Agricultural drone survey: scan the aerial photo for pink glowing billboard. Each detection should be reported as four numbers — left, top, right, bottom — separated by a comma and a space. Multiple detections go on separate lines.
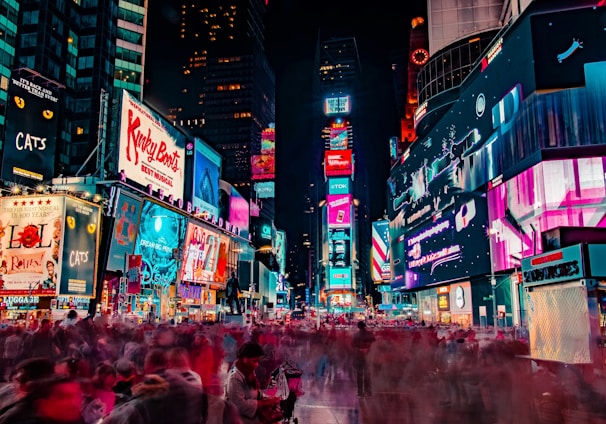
325, 150, 353, 177
488, 157, 606, 272
326, 194, 352, 227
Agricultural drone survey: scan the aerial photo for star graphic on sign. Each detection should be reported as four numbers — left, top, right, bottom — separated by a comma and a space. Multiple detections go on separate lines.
46, 199, 51, 205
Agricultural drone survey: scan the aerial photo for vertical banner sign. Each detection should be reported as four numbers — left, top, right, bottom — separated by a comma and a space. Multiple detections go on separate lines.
59, 197, 100, 297
106, 190, 142, 272
126, 254, 142, 294
0, 196, 64, 296
372, 220, 391, 282
1, 70, 60, 183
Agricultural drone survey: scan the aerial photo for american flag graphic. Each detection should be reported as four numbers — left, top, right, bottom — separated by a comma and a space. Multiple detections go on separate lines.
372, 220, 390, 282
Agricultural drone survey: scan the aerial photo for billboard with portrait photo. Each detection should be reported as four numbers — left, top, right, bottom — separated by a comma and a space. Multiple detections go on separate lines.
181, 221, 221, 284
0, 195, 64, 296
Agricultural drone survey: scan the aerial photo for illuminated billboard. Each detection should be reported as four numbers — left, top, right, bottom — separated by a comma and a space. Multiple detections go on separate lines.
181, 221, 221, 284
1, 69, 60, 183
325, 150, 353, 177
59, 197, 100, 297
251, 127, 275, 180
328, 177, 349, 195
254, 181, 275, 199
329, 127, 348, 150
488, 157, 606, 273
326, 194, 352, 227
106, 189, 142, 272
328, 267, 352, 290
134, 201, 187, 292
324, 96, 351, 116
192, 138, 221, 220
0, 195, 64, 296
275, 229, 286, 276
371, 220, 391, 282
118, 90, 186, 202
328, 228, 350, 268
218, 180, 250, 239
394, 195, 490, 290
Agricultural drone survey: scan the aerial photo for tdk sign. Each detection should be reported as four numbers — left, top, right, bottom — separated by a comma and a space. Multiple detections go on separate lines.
328, 177, 350, 194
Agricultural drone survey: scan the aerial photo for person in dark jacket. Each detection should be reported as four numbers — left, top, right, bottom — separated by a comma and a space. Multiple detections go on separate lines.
351, 320, 376, 397
0, 375, 85, 424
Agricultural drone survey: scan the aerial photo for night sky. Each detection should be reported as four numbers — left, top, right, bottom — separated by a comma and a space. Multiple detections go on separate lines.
266, 0, 418, 244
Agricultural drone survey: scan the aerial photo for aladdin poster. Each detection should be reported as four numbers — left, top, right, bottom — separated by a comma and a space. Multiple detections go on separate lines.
0, 195, 64, 296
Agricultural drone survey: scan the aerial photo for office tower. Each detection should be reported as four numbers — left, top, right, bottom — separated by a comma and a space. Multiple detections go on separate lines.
0, 1, 19, 145
312, 35, 374, 310
114, 0, 147, 101
145, 0, 276, 205
1, 0, 125, 179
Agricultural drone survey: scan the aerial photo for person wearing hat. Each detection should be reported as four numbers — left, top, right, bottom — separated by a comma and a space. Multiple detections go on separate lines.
224, 342, 281, 424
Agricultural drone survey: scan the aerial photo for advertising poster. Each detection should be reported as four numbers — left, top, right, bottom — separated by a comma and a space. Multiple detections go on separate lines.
118, 90, 186, 201
214, 236, 230, 283
275, 229, 286, 276
218, 180, 250, 239
371, 220, 391, 282
106, 189, 142, 272
251, 127, 276, 181
134, 202, 186, 292
0, 195, 64, 296
59, 197, 100, 297
181, 222, 221, 284
328, 267, 352, 290
325, 150, 353, 177
126, 254, 142, 294
488, 157, 606, 273
328, 228, 351, 268
326, 194, 352, 227
1, 70, 60, 183
329, 127, 348, 150
193, 138, 221, 219
328, 177, 349, 195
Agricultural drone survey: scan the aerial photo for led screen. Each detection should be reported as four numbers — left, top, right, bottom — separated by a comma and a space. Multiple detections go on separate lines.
393, 195, 491, 290
193, 138, 221, 219
488, 157, 606, 272
275, 230, 286, 276
324, 96, 351, 116
328, 267, 352, 290
532, 6, 606, 90
254, 181, 275, 199
328, 228, 351, 268
218, 180, 249, 239
118, 90, 186, 201
181, 221, 221, 284
134, 202, 186, 292
328, 177, 350, 195
326, 194, 352, 227
1, 70, 60, 183
329, 127, 348, 150
325, 150, 353, 177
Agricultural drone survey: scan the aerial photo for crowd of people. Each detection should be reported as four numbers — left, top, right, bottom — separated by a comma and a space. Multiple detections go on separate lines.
0, 310, 603, 423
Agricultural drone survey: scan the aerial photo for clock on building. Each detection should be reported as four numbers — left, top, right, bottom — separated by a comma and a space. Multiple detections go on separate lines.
411, 48, 429, 66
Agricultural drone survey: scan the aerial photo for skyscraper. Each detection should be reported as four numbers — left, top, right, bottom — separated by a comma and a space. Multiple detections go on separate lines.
312, 35, 374, 310
144, 0, 275, 203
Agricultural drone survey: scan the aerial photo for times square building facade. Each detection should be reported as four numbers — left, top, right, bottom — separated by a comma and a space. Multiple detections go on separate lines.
388, 1, 606, 328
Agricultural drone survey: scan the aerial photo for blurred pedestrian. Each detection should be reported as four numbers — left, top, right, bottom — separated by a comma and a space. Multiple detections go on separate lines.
0, 357, 55, 413
0, 375, 85, 424
224, 342, 281, 424
351, 320, 376, 397
168, 347, 202, 388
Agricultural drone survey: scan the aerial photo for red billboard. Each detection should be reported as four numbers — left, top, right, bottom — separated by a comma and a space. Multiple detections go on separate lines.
324, 150, 353, 177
